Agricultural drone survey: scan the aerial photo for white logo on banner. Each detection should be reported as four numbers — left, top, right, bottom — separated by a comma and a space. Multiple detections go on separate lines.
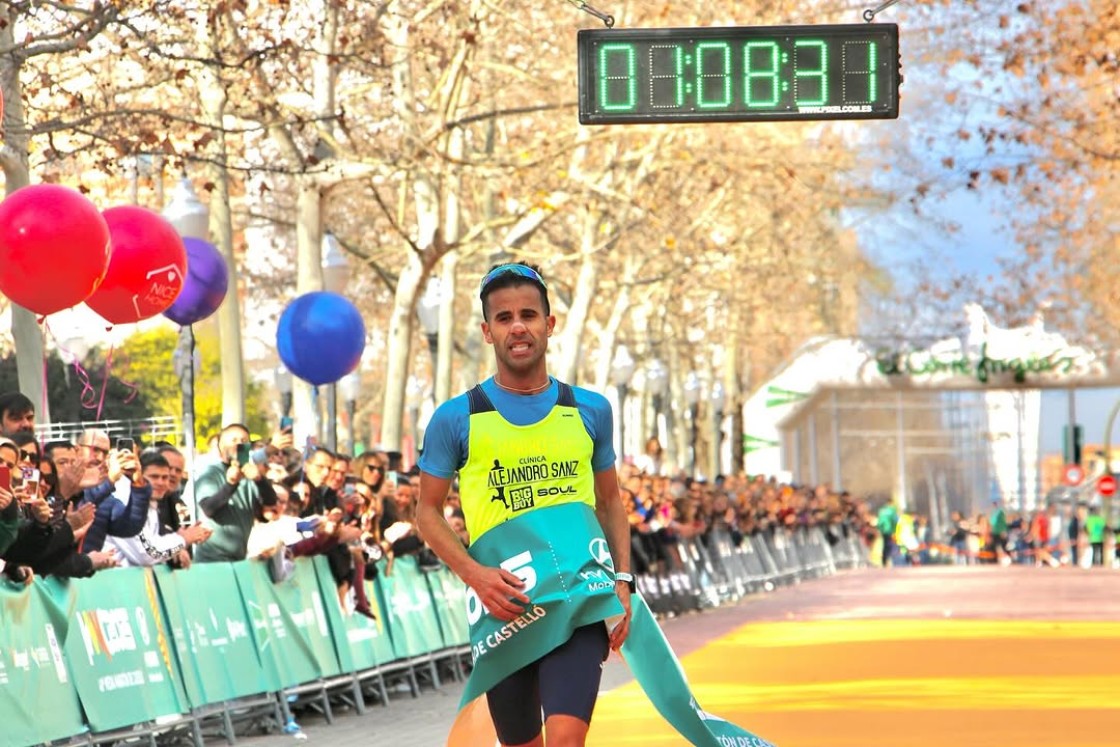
588, 538, 614, 571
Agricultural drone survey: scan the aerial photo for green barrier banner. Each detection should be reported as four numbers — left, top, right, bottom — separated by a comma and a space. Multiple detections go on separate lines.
311, 556, 394, 673
459, 502, 623, 705
376, 554, 445, 660
365, 563, 400, 666
155, 563, 269, 707
233, 557, 339, 689
425, 565, 470, 647
0, 580, 86, 746
621, 594, 778, 747
61, 567, 186, 732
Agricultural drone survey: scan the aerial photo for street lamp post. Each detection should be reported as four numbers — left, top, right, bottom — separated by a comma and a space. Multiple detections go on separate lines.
417, 278, 441, 366
611, 345, 636, 464
339, 371, 362, 457
406, 375, 426, 467
321, 232, 351, 452
163, 175, 209, 518
710, 380, 726, 479
646, 358, 668, 442
276, 366, 294, 419
684, 371, 702, 478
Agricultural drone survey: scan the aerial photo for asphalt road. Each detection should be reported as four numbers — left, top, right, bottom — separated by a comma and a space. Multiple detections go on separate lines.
227, 565, 1120, 747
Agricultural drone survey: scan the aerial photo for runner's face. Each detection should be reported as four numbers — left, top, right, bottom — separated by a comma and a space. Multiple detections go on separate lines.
481, 285, 554, 378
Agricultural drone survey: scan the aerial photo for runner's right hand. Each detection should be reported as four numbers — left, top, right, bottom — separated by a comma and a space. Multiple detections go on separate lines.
469, 565, 530, 622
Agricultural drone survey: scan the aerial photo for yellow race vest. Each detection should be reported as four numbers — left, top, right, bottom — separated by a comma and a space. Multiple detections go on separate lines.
459, 382, 596, 543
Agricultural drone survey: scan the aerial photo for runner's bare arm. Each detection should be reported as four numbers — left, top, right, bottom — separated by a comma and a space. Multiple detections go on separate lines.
417, 471, 529, 621
594, 465, 633, 649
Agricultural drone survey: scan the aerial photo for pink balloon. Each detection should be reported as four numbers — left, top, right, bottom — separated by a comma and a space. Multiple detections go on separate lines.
85, 206, 187, 325
0, 184, 111, 315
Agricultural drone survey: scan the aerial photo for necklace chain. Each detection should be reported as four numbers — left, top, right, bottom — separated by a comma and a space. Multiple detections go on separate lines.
494, 373, 551, 394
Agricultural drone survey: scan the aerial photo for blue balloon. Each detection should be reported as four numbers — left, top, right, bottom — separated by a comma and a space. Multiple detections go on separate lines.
163, 237, 228, 326
277, 292, 366, 386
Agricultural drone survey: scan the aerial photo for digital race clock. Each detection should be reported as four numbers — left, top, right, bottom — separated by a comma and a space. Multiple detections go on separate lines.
577, 24, 900, 125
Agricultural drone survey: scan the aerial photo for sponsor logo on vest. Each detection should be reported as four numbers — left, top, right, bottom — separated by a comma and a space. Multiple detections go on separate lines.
487, 457, 583, 513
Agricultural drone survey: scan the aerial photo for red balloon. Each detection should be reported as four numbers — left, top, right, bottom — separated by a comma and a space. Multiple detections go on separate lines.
0, 184, 111, 316
85, 206, 187, 325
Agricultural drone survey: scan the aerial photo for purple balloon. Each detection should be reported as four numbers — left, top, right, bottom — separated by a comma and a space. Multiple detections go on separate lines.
163, 237, 228, 326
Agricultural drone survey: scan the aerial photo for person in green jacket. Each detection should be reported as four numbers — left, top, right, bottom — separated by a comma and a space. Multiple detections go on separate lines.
1084, 506, 1106, 567
877, 500, 899, 567
989, 500, 1009, 565
193, 423, 280, 564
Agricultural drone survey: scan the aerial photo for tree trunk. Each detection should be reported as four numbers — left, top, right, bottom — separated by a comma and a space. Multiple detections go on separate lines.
553, 214, 601, 384
436, 126, 464, 405
197, 12, 246, 425
1, 16, 49, 423
292, 176, 323, 445
436, 252, 458, 404
380, 256, 424, 453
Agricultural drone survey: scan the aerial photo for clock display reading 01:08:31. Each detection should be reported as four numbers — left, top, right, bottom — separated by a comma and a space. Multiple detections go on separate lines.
577, 24, 900, 124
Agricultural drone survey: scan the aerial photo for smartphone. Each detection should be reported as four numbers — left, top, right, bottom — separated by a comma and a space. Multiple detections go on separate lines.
236, 443, 251, 467
116, 437, 135, 452
0, 465, 10, 490
20, 466, 40, 496
280, 416, 294, 432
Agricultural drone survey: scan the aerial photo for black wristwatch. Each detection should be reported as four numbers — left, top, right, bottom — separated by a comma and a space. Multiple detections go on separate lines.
614, 571, 636, 593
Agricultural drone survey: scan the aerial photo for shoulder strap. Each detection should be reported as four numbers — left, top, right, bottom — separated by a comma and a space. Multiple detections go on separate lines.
470, 381, 578, 414
557, 381, 577, 408
467, 384, 496, 415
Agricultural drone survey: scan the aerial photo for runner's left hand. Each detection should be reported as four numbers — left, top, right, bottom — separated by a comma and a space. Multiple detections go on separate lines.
608, 584, 632, 651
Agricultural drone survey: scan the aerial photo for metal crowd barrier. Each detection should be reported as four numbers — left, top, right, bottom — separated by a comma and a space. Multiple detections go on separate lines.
3, 523, 867, 747
1, 555, 471, 747
632, 522, 869, 617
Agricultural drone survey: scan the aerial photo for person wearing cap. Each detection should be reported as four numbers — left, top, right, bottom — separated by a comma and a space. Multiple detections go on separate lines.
417, 261, 632, 747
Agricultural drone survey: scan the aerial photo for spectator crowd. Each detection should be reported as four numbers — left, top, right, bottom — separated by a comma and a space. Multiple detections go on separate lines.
876, 495, 1120, 569
0, 388, 879, 603
22, 385, 1112, 614
0, 390, 461, 621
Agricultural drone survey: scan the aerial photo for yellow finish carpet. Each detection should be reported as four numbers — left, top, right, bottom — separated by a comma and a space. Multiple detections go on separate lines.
588, 619, 1120, 746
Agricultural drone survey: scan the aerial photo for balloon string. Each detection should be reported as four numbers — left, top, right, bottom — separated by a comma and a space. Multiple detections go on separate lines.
95, 344, 115, 421
112, 346, 140, 405
39, 321, 49, 425
76, 362, 99, 410
42, 321, 99, 410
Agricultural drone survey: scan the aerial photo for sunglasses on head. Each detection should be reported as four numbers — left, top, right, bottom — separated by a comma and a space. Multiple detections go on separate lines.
479, 264, 547, 295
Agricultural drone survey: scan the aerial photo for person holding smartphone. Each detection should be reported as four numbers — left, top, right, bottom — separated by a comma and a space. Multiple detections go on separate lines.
0, 436, 116, 579
74, 429, 152, 554
104, 452, 211, 568
193, 424, 280, 563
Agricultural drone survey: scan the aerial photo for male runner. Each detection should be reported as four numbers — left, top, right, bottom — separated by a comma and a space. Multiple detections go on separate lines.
417, 262, 633, 747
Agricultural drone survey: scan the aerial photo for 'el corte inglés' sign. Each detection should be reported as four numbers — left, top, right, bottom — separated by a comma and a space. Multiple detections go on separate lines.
876, 342, 1077, 384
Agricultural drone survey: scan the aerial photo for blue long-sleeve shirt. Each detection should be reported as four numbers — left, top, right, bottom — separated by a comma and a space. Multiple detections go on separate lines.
80, 479, 152, 552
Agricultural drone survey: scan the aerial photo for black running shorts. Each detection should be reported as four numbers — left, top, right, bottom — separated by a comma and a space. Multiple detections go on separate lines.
485, 622, 610, 745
